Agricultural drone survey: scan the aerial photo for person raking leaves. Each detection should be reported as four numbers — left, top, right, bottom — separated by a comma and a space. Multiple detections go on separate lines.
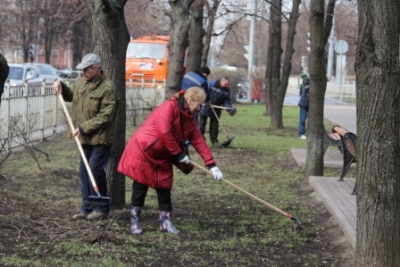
118, 87, 223, 235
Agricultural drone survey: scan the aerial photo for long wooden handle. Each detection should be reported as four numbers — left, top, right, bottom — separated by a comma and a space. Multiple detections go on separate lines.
211, 105, 230, 110
58, 94, 100, 193
209, 104, 230, 138
190, 161, 289, 217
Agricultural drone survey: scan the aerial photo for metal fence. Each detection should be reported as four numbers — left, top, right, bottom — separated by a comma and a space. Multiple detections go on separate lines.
0, 80, 165, 153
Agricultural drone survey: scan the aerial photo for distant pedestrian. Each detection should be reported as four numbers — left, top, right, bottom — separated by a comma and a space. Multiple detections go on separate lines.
298, 73, 309, 139
52, 53, 118, 220
251, 75, 263, 103
199, 77, 237, 146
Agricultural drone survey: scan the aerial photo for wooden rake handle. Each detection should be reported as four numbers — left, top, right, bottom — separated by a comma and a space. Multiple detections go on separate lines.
190, 161, 289, 217
209, 103, 230, 138
58, 94, 101, 195
211, 105, 231, 110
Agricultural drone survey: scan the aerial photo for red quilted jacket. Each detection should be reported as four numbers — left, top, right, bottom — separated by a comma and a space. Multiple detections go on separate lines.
118, 98, 215, 190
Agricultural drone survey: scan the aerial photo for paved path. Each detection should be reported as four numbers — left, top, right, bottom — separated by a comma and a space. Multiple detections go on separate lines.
324, 105, 357, 134
309, 176, 356, 248
291, 148, 356, 169
286, 90, 357, 249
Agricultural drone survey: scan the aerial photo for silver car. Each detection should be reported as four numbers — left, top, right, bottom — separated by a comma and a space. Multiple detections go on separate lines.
7, 63, 43, 86
7, 63, 63, 86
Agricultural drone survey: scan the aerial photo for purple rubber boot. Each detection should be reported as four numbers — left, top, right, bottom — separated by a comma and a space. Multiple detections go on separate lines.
130, 207, 142, 234
159, 211, 180, 235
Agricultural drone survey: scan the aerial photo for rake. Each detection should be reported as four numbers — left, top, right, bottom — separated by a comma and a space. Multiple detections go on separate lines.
190, 160, 303, 230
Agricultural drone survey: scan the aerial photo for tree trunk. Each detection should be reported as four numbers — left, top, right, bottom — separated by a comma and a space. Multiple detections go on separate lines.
304, 0, 327, 179
270, 0, 301, 128
264, 25, 273, 116
44, 18, 52, 64
201, 0, 220, 66
165, 0, 194, 98
265, 0, 282, 122
84, 0, 130, 209
323, 0, 336, 46
186, 0, 204, 72
0, 53, 9, 105
355, 1, 400, 266
72, 20, 89, 68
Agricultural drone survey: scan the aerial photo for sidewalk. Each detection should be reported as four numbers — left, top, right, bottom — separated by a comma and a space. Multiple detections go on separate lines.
286, 91, 357, 249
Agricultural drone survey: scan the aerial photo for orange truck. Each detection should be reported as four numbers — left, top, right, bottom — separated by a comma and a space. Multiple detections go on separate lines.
125, 35, 170, 87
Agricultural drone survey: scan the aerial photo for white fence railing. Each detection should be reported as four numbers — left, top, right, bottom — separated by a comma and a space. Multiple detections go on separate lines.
0, 80, 165, 153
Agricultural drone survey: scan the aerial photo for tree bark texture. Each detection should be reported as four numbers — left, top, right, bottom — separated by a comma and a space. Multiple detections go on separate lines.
187, 0, 205, 72
265, 0, 282, 122
166, 0, 194, 97
323, 0, 336, 46
264, 23, 273, 116
0, 53, 9, 105
201, 0, 220, 67
355, 1, 400, 266
270, 0, 301, 129
73, 19, 91, 67
304, 0, 326, 179
84, 0, 130, 209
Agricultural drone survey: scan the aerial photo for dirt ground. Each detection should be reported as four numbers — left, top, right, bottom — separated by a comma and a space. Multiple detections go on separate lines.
0, 130, 355, 267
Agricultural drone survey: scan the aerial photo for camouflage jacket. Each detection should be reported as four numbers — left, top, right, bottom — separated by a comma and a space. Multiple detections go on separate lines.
60, 74, 118, 145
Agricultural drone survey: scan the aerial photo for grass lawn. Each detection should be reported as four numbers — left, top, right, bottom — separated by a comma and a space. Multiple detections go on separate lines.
0, 104, 354, 267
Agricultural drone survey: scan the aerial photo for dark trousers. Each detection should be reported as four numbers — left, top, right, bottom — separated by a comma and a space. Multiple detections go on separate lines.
79, 144, 112, 214
131, 182, 172, 212
199, 114, 219, 144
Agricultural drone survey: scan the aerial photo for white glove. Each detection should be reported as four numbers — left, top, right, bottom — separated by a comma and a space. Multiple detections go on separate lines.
210, 166, 223, 181
179, 155, 190, 164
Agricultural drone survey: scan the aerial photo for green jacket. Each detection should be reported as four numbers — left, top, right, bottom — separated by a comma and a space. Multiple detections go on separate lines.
61, 74, 118, 145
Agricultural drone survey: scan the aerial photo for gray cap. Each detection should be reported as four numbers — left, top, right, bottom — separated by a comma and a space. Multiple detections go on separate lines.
76, 53, 102, 70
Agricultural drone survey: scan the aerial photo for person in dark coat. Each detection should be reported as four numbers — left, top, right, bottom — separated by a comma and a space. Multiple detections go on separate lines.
199, 77, 237, 146
181, 66, 211, 125
298, 74, 310, 139
118, 87, 223, 235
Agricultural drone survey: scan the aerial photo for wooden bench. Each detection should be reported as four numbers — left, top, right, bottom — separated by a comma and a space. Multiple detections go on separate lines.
332, 125, 357, 195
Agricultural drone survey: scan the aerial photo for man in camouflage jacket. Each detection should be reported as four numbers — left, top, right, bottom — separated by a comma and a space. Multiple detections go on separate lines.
52, 53, 118, 220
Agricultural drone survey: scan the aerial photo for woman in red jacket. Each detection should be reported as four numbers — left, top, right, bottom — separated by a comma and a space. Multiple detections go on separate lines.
118, 87, 223, 235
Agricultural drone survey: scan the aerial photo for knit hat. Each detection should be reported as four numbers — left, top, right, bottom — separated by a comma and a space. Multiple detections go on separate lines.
199, 66, 211, 75
300, 72, 308, 79
76, 53, 102, 69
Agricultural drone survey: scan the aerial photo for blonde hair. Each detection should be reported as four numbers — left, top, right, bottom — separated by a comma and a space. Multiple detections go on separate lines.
173, 87, 206, 102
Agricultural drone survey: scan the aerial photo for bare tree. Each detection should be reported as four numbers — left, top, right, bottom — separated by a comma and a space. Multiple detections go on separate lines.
124, 0, 169, 38
12, 114, 50, 170
165, 0, 195, 96
83, 0, 130, 209
187, 0, 205, 72
304, 0, 335, 179
6, 0, 38, 62
355, 0, 400, 265
201, 0, 221, 66
264, 0, 282, 117
0, 119, 13, 179
266, 0, 301, 128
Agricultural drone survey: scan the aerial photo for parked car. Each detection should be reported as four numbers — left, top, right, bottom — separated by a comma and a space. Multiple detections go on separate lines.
7, 63, 63, 86
29, 63, 63, 84
7, 63, 43, 86
57, 68, 83, 79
